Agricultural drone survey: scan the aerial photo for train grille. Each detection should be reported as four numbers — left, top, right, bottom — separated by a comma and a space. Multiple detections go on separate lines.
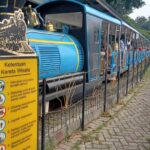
31, 45, 61, 78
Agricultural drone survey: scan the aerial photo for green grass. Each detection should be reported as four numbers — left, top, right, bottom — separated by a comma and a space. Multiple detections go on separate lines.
144, 67, 150, 79
45, 138, 56, 150
71, 140, 81, 150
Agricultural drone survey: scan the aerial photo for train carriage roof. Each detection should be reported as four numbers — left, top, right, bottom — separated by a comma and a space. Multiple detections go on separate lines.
122, 21, 148, 39
36, 0, 121, 25
85, 5, 121, 25
122, 21, 137, 33
27, 0, 47, 4
34, 0, 149, 42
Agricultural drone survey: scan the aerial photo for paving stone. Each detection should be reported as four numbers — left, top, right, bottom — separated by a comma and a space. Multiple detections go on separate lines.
119, 138, 128, 146
138, 145, 147, 150
114, 141, 124, 149
56, 144, 70, 150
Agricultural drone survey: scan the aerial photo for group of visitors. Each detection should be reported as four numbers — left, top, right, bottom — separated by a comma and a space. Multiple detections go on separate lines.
101, 34, 133, 56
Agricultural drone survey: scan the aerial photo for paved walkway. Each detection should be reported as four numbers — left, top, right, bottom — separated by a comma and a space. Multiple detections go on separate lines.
55, 77, 150, 150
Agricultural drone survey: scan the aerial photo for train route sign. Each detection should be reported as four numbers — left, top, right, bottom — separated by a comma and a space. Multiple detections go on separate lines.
0, 56, 38, 150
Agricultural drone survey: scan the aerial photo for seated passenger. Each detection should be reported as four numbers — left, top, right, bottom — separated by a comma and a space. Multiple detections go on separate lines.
120, 35, 128, 67
120, 36, 125, 51
101, 39, 106, 56
139, 47, 142, 51
131, 39, 137, 50
127, 39, 131, 51
62, 24, 69, 34
108, 44, 113, 57
101, 39, 113, 57
114, 42, 119, 51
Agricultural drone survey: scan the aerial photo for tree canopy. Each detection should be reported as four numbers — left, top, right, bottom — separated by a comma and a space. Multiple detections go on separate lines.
135, 16, 150, 30
105, 0, 145, 15
104, 0, 150, 40
124, 16, 150, 40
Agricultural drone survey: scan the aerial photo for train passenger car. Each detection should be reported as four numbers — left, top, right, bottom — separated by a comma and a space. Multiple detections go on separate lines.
115, 21, 150, 74
23, 0, 150, 107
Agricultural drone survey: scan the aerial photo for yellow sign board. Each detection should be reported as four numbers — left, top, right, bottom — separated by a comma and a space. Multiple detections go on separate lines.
0, 57, 38, 150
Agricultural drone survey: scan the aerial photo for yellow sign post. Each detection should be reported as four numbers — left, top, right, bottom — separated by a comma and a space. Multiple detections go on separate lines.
0, 56, 38, 150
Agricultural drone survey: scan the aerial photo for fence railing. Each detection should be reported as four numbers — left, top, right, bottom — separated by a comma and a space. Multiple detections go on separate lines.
40, 57, 150, 150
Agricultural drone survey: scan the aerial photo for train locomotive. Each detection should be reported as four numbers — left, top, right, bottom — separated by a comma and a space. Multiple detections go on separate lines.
26, 0, 121, 80
27, 29, 84, 79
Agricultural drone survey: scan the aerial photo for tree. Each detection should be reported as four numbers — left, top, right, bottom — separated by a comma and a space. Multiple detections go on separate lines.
105, 0, 145, 15
103, 0, 150, 40
135, 16, 150, 30
124, 15, 150, 40
136, 16, 147, 25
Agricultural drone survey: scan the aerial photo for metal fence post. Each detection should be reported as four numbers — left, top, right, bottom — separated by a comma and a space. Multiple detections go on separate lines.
81, 73, 86, 131
137, 54, 139, 83
117, 51, 120, 103
117, 25, 121, 103
104, 54, 108, 112
126, 51, 130, 96
144, 57, 146, 74
144, 59, 146, 74
143, 59, 145, 74
140, 60, 142, 80
41, 79, 46, 150
104, 23, 110, 111
132, 50, 135, 88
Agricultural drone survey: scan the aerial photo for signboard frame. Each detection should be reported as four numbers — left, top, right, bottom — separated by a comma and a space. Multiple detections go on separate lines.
0, 55, 39, 150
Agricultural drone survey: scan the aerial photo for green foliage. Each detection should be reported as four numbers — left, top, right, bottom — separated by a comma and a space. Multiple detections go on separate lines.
104, 0, 150, 40
105, 0, 145, 15
135, 16, 150, 30
45, 137, 56, 150
123, 15, 150, 40
136, 16, 147, 25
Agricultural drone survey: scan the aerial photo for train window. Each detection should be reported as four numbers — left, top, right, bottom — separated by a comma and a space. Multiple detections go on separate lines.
115, 26, 120, 51
109, 24, 117, 51
14, 0, 26, 9
132, 32, 138, 50
94, 29, 100, 44
138, 36, 141, 50
101, 22, 120, 53
45, 12, 83, 31
86, 14, 102, 80
101, 21, 108, 52
126, 29, 132, 50
0, 0, 8, 7
29, 0, 45, 4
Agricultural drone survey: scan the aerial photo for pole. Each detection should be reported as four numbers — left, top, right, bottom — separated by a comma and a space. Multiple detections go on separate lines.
126, 50, 130, 96
81, 73, 86, 131
117, 51, 120, 103
117, 26, 121, 103
104, 23, 110, 112
140, 57, 142, 80
41, 79, 46, 150
137, 51, 139, 83
144, 53, 146, 74
132, 50, 135, 88
126, 29, 130, 96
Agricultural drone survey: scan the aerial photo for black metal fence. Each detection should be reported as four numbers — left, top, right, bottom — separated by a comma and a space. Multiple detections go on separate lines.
40, 58, 150, 150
